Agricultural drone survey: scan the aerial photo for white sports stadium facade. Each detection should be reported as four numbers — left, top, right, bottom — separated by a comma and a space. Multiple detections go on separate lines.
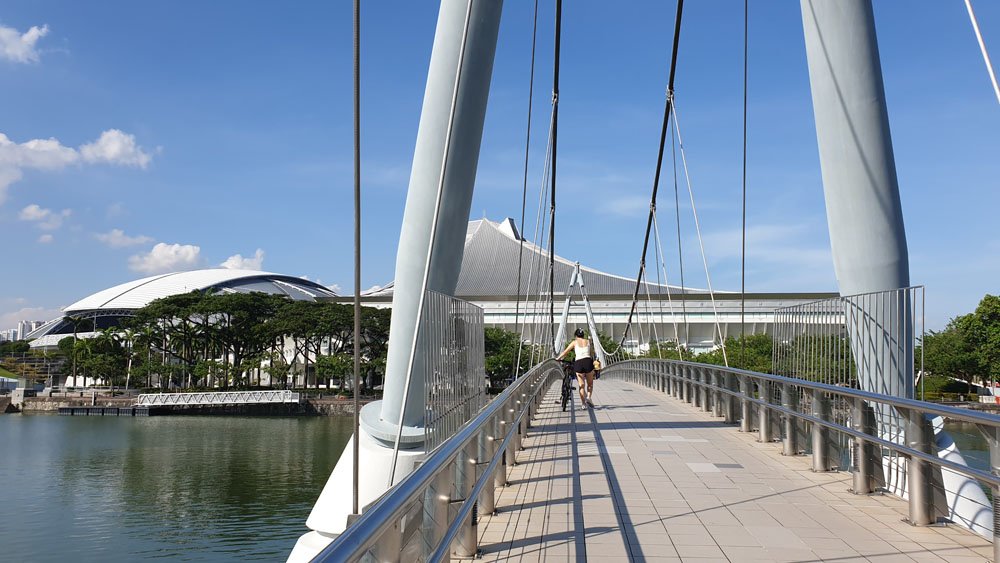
27, 269, 339, 350
356, 218, 836, 353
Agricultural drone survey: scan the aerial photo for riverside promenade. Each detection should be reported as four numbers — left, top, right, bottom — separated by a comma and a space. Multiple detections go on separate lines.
477, 379, 992, 562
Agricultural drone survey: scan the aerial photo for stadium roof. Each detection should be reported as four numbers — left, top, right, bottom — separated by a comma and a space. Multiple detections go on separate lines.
363, 218, 712, 299
64, 269, 338, 313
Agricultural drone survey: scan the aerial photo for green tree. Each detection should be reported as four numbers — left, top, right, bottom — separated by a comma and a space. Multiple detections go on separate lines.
923, 316, 983, 389
316, 353, 354, 391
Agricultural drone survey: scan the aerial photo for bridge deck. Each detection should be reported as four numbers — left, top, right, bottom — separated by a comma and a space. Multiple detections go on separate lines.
477, 379, 992, 562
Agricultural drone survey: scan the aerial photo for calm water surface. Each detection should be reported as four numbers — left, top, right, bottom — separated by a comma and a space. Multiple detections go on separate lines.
0, 414, 352, 562
0, 414, 990, 562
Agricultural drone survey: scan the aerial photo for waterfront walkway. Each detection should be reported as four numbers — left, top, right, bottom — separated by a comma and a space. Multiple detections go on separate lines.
477, 379, 992, 562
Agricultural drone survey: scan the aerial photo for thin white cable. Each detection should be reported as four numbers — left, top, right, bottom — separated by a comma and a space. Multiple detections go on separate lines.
389, 0, 474, 486
641, 267, 662, 357
653, 212, 684, 360
516, 109, 555, 370
671, 100, 729, 366
965, 0, 1000, 105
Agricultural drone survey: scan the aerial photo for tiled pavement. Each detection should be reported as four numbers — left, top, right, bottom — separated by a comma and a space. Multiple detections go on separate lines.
476, 379, 993, 562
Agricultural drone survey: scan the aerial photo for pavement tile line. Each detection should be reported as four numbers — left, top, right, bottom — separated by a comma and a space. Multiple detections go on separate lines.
475, 379, 993, 562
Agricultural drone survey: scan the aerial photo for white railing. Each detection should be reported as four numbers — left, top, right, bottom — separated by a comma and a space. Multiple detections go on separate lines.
135, 390, 300, 406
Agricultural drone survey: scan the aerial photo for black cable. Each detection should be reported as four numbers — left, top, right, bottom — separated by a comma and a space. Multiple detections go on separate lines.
512, 0, 540, 379
549, 0, 562, 352
740, 0, 748, 369
621, 0, 685, 348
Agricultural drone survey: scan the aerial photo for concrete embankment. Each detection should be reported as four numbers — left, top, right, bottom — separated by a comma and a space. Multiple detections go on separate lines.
19, 396, 373, 416
0, 397, 14, 413
154, 398, 373, 416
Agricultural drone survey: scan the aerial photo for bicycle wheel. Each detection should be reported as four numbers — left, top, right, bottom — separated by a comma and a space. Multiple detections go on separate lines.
561, 385, 569, 411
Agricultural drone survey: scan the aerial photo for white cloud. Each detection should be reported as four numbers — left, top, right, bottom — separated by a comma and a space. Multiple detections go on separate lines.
18, 204, 71, 230
80, 129, 152, 169
220, 248, 265, 270
95, 228, 154, 248
326, 284, 342, 294
37, 234, 53, 244
129, 242, 201, 274
0, 23, 49, 64
0, 129, 153, 204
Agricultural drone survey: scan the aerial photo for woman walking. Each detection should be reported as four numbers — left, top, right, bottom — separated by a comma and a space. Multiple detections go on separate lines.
557, 328, 596, 408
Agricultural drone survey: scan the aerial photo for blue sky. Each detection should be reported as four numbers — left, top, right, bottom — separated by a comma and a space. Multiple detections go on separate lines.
1, 0, 997, 331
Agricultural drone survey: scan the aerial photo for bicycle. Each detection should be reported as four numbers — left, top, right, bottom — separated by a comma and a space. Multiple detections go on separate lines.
557, 360, 576, 412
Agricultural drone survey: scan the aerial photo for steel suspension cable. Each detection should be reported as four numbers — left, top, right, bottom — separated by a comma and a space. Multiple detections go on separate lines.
351, 0, 361, 517
740, 0, 748, 368
620, 0, 685, 347
549, 0, 563, 355
672, 101, 728, 366
652, 211, 684, 360
965, 0, 1000, 105
671, 117, 689, 351
511, 0, 541, 379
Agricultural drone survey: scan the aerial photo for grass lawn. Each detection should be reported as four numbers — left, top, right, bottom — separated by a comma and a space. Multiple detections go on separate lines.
0, 366, 17, 379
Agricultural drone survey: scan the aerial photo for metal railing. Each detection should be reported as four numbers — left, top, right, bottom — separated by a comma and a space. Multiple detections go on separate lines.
313, 360, 562, 562
135, 389, 301, 406
603, 359, 1000, 560
421, 290, 488, 453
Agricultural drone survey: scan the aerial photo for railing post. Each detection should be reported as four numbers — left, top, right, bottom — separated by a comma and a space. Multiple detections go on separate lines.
523, 391, 532, 429
904, 409, 935, 526
504, 402, 517, 471
739, 375, 751, 432
850, 397, 875, 494
494, 415, 508, 488
692, 368, 701, 408
452, 441, 478, 558
758, 381, 773, 443
979, 425, 1000, 563
514, 400, 524, 452
723, 372, 737, 424
686, 365, 693, 403
700, 370, 711, 412
478, 427, 496, 515
782, 382, 799, 456
712, 370, 724, 418
672, 364, 679, 399
810, 388, 831, 471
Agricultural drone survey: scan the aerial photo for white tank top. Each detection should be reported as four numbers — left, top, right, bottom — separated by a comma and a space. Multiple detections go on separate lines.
574, 341, 591, 359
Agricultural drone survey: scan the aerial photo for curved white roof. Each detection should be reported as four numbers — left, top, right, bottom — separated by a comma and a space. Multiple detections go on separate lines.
64, 269, 337, 312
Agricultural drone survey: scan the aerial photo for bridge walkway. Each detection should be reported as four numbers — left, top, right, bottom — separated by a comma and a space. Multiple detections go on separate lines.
477, 379, 992, 562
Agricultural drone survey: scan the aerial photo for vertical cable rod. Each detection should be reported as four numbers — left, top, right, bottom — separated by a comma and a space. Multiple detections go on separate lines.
549, 0, 563, 354
740, 0, 749, 368
511, 0, 541, 378
351, 0, 361, 517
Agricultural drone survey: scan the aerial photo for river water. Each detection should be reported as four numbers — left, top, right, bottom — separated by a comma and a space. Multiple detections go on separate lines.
0, 414, 990, 562
0, 414, 352, 562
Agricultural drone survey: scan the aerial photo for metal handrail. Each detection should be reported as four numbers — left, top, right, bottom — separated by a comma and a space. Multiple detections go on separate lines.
602, 358, 1000, 559
611, 359, 1000, 428
312, 359, 562, 562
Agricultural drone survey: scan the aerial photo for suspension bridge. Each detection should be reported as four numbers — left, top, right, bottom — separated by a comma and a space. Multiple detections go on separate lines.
287, 0, 1000, 561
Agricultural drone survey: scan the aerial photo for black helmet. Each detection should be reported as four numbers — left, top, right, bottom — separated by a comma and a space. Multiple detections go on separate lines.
574, 328, 585, 338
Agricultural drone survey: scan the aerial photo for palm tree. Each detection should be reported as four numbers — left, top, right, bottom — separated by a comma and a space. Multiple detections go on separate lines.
66, 315, 89, 387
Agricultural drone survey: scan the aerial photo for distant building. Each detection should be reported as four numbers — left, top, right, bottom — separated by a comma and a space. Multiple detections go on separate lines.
353, 218, 836, 354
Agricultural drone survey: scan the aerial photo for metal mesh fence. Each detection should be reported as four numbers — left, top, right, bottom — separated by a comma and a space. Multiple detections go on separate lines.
773, 287, 926, 491
421, 290, 487, 454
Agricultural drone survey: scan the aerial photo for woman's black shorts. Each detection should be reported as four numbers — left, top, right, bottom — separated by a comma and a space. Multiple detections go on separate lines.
573, 357, 595, 374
